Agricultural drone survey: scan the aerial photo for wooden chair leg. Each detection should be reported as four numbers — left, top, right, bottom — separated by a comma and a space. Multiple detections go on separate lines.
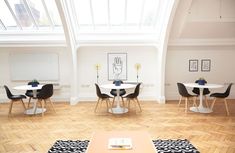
178, 96, 182, 107
185, 98, 188, 113
21, 99, 26, 110
94, 98, 100, 112
194, 97, 197, 106
28, 97, 32, 108
210, 98, 217, 109
127, 99, 130, 110
39, 100, 43, 108
108, 99, 113, 113
224, 99, 230, 116
112, 97, 115, 107
105, 99, 109, 112
205, 96, 209, 108
135, 98, 142, 112
193, 97, 199, 112
41, 100, 45, 117
8, 101, 14, 116
121, 97, 125, 107
48, 98, 56, 113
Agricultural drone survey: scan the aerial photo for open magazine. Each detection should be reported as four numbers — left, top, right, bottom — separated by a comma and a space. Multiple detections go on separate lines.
108, 138, 132, 150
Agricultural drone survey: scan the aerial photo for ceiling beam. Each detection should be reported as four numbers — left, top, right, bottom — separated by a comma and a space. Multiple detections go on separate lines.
174, 0, 193, 38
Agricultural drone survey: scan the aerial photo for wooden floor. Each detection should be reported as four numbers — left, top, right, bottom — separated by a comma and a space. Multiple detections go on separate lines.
0, 100, 235, 153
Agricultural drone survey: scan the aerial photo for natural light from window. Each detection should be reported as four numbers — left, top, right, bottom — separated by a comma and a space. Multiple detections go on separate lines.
0, 0, 62, 32
73, 0, 160, 33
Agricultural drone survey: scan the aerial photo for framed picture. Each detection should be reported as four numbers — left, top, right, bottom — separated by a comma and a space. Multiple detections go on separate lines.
189, 59, 198, 72
108, 53, 127, 80
201, 59, 211, 72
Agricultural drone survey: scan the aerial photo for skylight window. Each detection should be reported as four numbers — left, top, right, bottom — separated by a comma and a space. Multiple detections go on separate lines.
0, 0, 62, 32
73, 0, 160, 33
0, 0, 18, 30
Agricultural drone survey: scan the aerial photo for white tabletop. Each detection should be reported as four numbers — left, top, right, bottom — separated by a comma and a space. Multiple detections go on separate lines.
184, 83, 223, 89
100, 83, 136, 90
13, 84, 43, 90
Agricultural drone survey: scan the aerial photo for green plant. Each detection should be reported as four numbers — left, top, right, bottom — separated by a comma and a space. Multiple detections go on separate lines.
32, 79, 38, 83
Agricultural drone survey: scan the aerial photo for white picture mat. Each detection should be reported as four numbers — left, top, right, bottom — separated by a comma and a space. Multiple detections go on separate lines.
10, 53, 59, 81
108, 53, 127, 80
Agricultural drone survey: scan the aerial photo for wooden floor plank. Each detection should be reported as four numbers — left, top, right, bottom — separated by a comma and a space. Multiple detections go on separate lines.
0, 100, 235, 153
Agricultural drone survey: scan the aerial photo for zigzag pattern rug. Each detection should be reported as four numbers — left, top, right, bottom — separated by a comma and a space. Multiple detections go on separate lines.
48, 139, 200, 153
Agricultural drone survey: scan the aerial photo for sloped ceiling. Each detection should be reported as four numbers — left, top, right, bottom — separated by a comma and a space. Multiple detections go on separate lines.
170, 0, 235, 40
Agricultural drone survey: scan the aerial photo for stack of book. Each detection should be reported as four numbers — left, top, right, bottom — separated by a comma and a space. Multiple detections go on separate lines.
108, 138, 132, 150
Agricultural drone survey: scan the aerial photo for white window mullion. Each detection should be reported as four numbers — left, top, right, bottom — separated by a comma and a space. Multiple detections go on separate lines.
124, 0, 127, 26
139, 0, 146, 28
4, 0, 22, 30
23, 0, 39, 29
41, 0, 54, 29
0, 19, 7, 30
71, 0, 80, 29
107, 0, 110, 27
153, 0, 161, 28
89, 0, 95, 29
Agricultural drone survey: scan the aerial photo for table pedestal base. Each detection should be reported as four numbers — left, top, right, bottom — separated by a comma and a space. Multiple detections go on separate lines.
109, 107, 128, 114
24, 108, 46, 115
190, 107, 212, 113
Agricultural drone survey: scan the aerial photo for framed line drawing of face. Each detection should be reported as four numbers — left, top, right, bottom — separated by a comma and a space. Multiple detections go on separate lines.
189, 59, 198, 72
108, 53, 127, 80
201, 59, 211, 72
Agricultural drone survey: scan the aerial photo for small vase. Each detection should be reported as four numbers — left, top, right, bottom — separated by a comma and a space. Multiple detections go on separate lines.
198, 80, 206, 85
115, 80, 121, 86
32, 83, 38, 87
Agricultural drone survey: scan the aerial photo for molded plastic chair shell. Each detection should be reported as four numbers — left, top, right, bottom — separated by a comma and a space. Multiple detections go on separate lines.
210, 83, 233, 115
37, 84, 53, 99
177, 83, 195, 98
177, 83, 197, 113
4, 85, 26, 115
94, 84, 113, 113
123, 83, 142, 112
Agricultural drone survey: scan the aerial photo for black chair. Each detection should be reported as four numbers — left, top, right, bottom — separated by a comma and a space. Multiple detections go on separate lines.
95, 84, 113, 113
123, 83, 142, 112
177, 83, 198, 113
210, 83, 233, 115
4, 85, 26, 115
25, 80, 41, 108
192, 80, 210, 107
36, 84, 55, 116
110, 80, 126, 106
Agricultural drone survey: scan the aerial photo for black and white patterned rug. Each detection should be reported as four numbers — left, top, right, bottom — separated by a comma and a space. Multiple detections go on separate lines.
48, 139, 200, 153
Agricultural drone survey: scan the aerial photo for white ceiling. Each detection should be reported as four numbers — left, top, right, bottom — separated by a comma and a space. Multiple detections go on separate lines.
170, 0, 235, 40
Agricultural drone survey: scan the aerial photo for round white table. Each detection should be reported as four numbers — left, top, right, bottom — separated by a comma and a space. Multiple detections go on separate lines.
100, 83, 136, 114
184, 83, 223, 113
13, 85, 46, 115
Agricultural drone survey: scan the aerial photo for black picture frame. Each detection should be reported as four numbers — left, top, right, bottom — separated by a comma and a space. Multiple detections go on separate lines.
189, 59, 198, 72
201, 59, 211, 72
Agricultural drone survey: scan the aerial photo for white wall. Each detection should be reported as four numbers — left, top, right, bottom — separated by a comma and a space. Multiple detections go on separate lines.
165, 46, 235, 100
0, 47, 72, 102
77, 46, 159, 101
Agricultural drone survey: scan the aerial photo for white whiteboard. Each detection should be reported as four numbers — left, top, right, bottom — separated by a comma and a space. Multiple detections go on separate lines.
10, 53, 59, 81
